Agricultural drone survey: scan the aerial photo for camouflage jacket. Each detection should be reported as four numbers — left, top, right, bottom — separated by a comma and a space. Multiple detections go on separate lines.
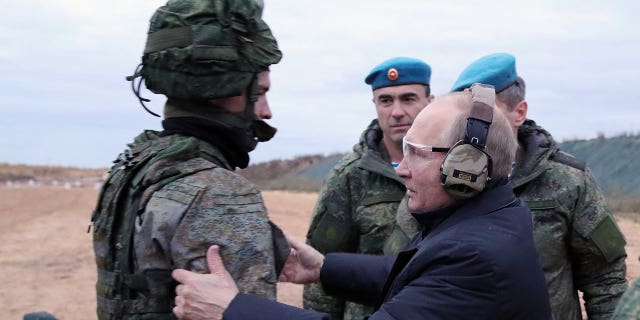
304, 120, 406, 320
92, 130, 288, 319
612, 275, 640, 319
384, 119, 628, 320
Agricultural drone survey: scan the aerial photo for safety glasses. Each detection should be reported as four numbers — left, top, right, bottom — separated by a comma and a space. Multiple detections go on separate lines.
402, 136, 450, 166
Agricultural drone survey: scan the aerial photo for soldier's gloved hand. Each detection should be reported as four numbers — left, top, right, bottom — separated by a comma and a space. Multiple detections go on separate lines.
172, 245, 238, 320
278, 235, 324, 284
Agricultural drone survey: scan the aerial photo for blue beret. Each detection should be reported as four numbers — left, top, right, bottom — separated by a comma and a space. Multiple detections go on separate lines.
451, 53, 517, 93
365, 57, 431, 90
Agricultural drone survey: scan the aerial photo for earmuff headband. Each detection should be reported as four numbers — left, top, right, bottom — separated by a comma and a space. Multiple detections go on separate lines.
465, 85, 494, 148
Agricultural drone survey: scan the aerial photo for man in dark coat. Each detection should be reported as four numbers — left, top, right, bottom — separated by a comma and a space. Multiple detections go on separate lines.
171, 85, 552, 320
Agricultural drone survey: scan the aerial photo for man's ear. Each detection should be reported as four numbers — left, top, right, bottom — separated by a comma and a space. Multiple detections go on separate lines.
514, 100, 528, 126
427, 94, 435, 104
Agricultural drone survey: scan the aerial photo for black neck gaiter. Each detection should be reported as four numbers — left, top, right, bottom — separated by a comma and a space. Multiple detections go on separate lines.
160, 117, 252, 169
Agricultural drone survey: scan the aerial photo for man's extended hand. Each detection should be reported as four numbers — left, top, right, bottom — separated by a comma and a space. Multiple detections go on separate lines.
278, 235, 325, 284
171, 235, 324, 319
172, 245, 238, 320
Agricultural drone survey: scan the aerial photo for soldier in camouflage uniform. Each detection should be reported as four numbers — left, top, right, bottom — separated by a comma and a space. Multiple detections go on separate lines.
304, 57, 433, 320
89, 1, 289, 319
612, 257, 640, 319
385, 52, 628, 320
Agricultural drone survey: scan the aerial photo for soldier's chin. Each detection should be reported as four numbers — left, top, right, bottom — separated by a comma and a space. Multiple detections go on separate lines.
389, 131, 408, 144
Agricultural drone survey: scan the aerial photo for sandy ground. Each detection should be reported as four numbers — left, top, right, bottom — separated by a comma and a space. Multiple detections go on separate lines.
0, 186, 638, 319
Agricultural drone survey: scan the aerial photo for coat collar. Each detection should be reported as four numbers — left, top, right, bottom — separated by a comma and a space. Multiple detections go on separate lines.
511, 119, 558, 187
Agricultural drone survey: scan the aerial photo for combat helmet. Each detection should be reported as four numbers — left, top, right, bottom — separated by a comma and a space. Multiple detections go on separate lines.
128, 0, 281, 118
126, 0, 282, 157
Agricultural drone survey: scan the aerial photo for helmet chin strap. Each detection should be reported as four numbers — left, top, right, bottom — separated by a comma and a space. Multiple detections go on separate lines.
127, 63, 160, 117
243, 75, 259, 123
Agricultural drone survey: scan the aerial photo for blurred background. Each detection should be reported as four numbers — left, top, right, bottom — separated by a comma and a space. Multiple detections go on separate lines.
1, 0, 639, 168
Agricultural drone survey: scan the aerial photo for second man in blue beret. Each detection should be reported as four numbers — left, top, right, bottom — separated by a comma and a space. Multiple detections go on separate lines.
304, 56, 433, 320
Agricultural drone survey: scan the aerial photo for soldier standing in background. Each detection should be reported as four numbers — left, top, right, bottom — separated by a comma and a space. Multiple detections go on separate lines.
612, 257, 640, 319
386, 52, 628, 320
89, 0, 289, 319
303, 57, 433, 319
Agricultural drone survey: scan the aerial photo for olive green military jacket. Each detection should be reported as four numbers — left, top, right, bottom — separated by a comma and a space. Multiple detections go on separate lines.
304, 120, 406, 320
384, 120, 628, 320
93, 131, 288, 319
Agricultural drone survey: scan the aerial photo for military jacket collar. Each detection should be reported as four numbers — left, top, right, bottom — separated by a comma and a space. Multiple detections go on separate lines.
511, 119, 558, 188
356, 119, 405, 185
132, 130, 232, 171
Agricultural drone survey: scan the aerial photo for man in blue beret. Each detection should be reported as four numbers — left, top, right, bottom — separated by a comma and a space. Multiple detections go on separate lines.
388, 52, 629, 320
450, 52, 518, 93
304, 57, 433, 320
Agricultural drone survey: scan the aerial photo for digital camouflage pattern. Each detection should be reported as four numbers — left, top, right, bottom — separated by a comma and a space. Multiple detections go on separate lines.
304, 120, 406, 320
92, 130, 288, 319
513, 120, 627, 320
612, 275, 640, 319
382, 196, 415, 256
384, 119, 628, 320
141, 0, 282, 100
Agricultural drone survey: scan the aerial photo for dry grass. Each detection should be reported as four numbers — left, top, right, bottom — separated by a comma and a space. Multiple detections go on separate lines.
0, 164, 638, 319
609, 197, 640, 216
0, 186, 317, 319
0, 163, 106, 188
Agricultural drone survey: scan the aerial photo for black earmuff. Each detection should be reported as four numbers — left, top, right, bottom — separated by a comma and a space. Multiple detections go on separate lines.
440, 83, 495, 199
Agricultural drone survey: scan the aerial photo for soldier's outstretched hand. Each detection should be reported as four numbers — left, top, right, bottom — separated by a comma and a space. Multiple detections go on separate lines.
172, 245, 238, 320
278, 235, 325, 284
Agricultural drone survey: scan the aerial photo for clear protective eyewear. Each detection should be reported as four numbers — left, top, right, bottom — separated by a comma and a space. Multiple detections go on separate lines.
402, 136, 450, 164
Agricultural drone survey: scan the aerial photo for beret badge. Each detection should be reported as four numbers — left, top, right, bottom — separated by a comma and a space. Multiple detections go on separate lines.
387, 68, 399, 81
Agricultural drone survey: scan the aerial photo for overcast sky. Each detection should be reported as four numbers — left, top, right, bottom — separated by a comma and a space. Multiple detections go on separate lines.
1, 0, 639, 168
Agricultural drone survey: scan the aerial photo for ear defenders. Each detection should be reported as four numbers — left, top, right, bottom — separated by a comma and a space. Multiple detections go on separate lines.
440, 83, 495, 199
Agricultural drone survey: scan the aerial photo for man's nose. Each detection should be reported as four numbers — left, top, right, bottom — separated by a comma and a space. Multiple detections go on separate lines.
396, 158, 410, 178
255, 99, 272, 120
390, 101, 405, 118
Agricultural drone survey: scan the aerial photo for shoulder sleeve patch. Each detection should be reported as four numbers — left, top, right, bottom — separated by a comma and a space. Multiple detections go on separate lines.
152, 182, 201, 205
362, 190, 405, 206
589, 215, 627, 263
551, 151, 586, 171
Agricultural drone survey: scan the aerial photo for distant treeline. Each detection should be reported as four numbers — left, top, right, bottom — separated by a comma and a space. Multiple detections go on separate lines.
559, 133, 640, 213
2, 133, 638, 212
237, 153, 345, 192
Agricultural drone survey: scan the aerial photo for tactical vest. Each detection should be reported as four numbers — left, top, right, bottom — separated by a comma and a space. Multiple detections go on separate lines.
90, 131, 220, 320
